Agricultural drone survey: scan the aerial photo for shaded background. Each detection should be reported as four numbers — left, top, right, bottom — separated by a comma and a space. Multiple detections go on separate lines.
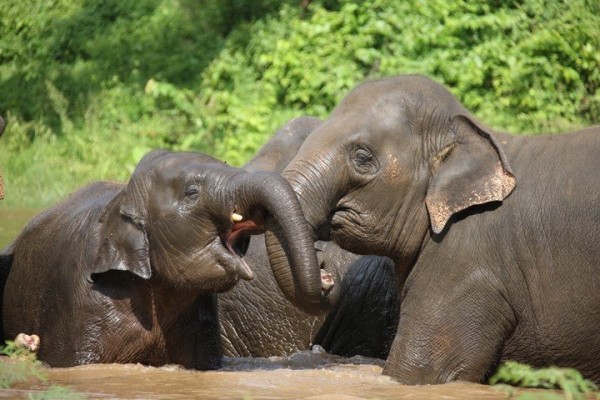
1, 0, 599, 208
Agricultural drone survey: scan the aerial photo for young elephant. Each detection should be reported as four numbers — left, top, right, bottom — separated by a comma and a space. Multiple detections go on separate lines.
271, 75, 600, 384
218, 117, 399, 359
0, 150, 325, 368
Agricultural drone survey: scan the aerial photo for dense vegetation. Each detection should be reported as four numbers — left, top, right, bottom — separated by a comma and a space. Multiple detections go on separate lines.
1, 0, 599, 207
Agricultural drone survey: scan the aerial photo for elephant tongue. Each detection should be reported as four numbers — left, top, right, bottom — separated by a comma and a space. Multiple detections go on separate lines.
226, 220, 262, 280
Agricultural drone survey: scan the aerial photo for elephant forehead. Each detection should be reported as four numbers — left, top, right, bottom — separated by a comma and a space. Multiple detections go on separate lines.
371, 96, 407, 127
336, 96, 405, 130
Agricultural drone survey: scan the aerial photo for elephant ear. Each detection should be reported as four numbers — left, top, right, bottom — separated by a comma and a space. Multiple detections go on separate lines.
425, 114, 516, 234
90, 189, 151, 281
89, 150, 173, 281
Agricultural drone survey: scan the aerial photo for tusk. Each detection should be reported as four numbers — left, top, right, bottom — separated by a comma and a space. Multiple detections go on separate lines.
231, 212, 243, 222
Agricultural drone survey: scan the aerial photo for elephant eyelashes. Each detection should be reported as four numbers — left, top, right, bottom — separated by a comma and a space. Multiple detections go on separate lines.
184, 184, 200, 197
350, 146, 379, 175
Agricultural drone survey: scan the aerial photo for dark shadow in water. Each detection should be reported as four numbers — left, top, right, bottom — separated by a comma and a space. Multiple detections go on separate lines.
221, 350, 385, 371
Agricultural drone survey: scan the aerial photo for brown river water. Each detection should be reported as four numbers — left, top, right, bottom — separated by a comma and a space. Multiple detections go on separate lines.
0, 208, 564, 399
1, 352, 546, 399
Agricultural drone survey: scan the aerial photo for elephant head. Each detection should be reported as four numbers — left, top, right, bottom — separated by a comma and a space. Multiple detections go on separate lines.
91, 150, 325, 307
274, 75, 515, 272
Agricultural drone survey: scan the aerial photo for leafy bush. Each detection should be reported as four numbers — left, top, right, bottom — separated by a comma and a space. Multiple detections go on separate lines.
1, 0, 598, 207
203, 0, 599, 134
490, 360, 599, 400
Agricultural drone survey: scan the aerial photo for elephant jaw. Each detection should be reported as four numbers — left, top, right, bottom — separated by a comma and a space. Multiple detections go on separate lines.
223, 217, 264, 281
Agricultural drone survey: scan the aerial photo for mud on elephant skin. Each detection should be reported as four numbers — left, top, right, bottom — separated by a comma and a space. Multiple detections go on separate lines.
278, 75, 600, 384
218, 116, 399, 359
0, 149, 326, 368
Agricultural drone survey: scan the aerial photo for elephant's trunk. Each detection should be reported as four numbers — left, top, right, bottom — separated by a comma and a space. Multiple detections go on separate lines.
230, 171, 326, 312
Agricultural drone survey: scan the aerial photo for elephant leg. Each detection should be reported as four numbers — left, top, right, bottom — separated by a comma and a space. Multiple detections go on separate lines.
384, 268, 515, 384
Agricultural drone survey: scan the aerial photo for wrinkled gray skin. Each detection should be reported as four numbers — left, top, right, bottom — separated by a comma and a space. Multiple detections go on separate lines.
220, 238, 398, 359
219, 117, 399, 359
0, 150, 323, 368
0, 116, 5, 136
279, 76, 600, 384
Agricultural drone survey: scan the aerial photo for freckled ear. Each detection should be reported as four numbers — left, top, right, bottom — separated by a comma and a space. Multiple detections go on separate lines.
90, 191, 151, 281
425, 115, 516, 234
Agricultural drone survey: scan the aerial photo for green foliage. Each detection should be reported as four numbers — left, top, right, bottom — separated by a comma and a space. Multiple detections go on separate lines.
28, 386, 86, 400
0, 341, 45, 388
490, 361, 599, 400
222, 0, 599, 134
1, 0, 599, 208
0, 340, 85, 399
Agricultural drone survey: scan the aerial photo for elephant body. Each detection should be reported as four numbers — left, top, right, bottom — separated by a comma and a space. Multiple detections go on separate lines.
1, 150, 324, 368
390, 128, 600, 383
277, 76, 600, 384
401, 128, 600, 381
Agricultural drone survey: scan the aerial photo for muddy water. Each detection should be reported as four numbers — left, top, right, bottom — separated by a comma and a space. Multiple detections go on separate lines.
1, 352, 542, 399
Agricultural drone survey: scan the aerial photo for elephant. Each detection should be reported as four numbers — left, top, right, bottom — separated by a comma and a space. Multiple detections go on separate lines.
0, 149, 327, 368
271, 75, 600, 384
218, 117, 399, 359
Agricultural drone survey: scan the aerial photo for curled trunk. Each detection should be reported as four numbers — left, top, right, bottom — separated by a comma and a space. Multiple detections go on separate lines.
230, 171, 326, 312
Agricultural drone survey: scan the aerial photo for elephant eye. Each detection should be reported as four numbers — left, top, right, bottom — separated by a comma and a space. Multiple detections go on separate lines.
350, 146, 379, 175
184, 184, 200, 198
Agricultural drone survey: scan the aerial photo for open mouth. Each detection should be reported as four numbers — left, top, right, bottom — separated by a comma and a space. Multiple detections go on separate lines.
315, 245, 336, 295
222, 212, 264, 281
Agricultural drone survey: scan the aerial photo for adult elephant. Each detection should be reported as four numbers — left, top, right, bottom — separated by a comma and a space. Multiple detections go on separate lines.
269, 75, 600, 384
0, 149, 326, 368
218, 117, 399, 359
